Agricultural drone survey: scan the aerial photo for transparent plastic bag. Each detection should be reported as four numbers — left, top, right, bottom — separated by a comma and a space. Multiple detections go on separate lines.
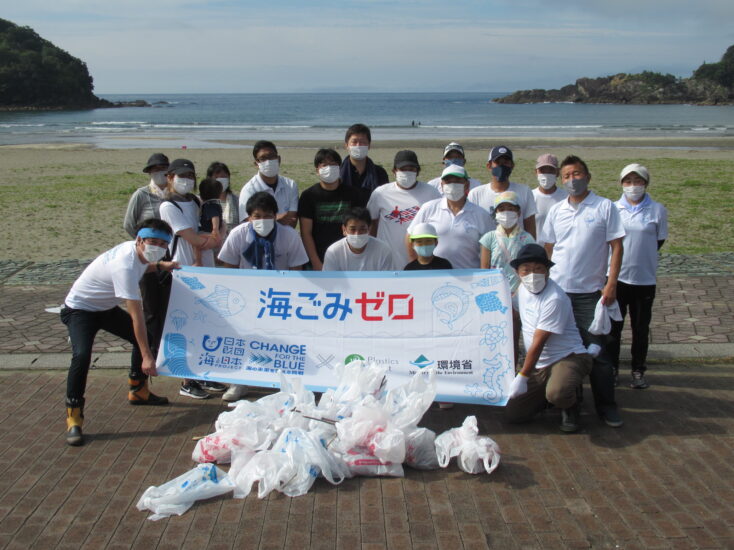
383, 369, 437, 432
192, 433, 234, 464
405, 427, 439, 470
136, 464, 234, 520
335, 400, 406, 464
342, 446, 404, 477
435, 416, 501, 475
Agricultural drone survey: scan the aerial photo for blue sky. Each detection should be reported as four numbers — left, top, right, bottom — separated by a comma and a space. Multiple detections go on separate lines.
3, 0, 733, 94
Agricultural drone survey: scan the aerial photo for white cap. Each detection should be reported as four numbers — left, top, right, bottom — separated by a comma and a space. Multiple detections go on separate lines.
409, 223, 438, 239
440, 165, 468, 180
619, 163, 650, 184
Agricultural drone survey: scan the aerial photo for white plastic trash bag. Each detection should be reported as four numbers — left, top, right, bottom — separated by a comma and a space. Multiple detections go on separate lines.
588, 298, 623, 335
136, 464, 235, 521
342, 446, 404, 477
435, 416, 501, 475
405, 427, 439, 470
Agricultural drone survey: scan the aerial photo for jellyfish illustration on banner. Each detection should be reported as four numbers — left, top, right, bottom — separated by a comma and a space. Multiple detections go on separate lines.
169, 309, 189, 331
195, 285, 246, 317
431, 284, 471, 330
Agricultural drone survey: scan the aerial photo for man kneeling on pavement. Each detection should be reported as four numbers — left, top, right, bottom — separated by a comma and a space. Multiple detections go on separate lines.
504, 244, 592, 433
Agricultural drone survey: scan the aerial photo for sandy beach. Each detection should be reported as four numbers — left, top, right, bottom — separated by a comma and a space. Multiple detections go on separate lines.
2, 137, 733, 262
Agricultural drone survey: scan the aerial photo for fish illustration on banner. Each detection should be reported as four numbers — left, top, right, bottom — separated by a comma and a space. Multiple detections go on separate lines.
181, 276, 206, 290
475, 291, 507, 314
195, 285, 246, 317
431, 284, 471, 329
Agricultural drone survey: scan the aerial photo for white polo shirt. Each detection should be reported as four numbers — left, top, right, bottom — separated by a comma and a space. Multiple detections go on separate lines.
366, 181, 440, 269
426, 176, 482, 194
517, 278, 588, 369
218, 222, 308, 270
239, 174, 299, 222
614, 194, 668, 286
160, 199, 214, 267
407, 198, 492, 269
533, 186, 568, 247
467, 181, 538, 232
322, 237, 396, 271
541, 191, 625, 294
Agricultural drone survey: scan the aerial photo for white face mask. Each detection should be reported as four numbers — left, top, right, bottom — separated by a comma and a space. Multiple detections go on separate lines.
150, 172, 167, 188
173, 176, 194, 195
142, 243, 167, 263
495, 211, 519, 229
395, 171, 417, 189
537, 173, 557, 190
623, 185, 646, 202
251, 218, 275, 237
318, 165, 340, 184
258, 159, 279, 178
521, 273, 547, 294
216, 177, 230, 191
443, 183, 466, 202
349, 145, 369, 160
346, 233, 369, 249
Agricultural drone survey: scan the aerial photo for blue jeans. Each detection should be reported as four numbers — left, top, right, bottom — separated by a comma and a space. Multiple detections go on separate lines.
566, 291, 618, 414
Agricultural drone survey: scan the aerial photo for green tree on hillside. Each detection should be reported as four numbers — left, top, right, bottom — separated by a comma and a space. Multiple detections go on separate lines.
693, 45, 734, 89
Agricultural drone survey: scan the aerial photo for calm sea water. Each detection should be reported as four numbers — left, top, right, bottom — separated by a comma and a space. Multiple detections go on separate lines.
1, 92, 733, 149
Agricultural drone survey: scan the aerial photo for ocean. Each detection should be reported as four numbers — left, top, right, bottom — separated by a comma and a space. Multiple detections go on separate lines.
1, 92, 733, 149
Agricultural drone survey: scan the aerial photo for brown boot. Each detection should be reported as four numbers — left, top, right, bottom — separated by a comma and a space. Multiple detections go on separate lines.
128, 377, 169, 406
66, 397, 84, 446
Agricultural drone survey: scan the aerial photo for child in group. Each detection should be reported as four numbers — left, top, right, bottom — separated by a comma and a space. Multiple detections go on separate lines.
404, 223, 453, 270
193, 177, 224, 266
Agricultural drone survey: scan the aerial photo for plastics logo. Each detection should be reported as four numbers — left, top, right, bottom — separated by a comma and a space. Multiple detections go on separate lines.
410, 354, 435, 368
344, 354, 365, 364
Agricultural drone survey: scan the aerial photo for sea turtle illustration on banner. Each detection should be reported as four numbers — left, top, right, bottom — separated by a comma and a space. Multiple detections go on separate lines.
475, 291, 508, 314
431, 284, 471, 329
479, 322, 508, 352
195, 285, 246, 317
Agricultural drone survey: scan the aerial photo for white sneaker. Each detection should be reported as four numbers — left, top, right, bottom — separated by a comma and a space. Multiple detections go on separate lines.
222, 384, 248, 402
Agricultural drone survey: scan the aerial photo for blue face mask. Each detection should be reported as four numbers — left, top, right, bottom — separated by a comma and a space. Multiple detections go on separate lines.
414, 244, 436, 257
491, 164, 512, 182
443, 158, 465, 168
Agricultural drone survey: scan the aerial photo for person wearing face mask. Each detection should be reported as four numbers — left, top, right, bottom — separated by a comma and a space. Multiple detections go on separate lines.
366, 150, 440, 268
339, 123, 389, 201
468, 145, 538, 239
540, 155, 626, 428
298, 149, 366, 270
426, 142, 483, 195
239, 141, 299, 228
322, 208, 396, 271
504, 244, 592, 433
206, 161, 239, 234
60, 218, 179, 445
404, 223, 452, 270
532, 154, 567, 247
123, 153, 170, 237
608, 164, 668, 390
406, 165, 492, 269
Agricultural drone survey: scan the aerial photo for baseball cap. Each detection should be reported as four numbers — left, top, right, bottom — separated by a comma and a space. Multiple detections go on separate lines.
488, 145, 513, 163
167, 158, 196, 176
394, 150, 420, 170
535, 154, 558, 170
409, 223, 438, 240
619, 163, 650, 184
440, 165, 469, 180
143, 153, 170, 173
494, 191, 520, 209
443, 142, 465, 158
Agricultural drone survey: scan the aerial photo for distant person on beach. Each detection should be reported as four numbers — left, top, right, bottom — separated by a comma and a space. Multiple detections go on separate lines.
298, 148, 365, 270
339, 123, 389, 200
192, 177, 223, 267
239, 140, 299, 227
608, 164, 668, 390
468, 145, 537, 238
159, 158, 225, 399
407, 165, 491, 268
540, 155, 625, 427
61, 218, 178, 446
532, 154, 567, 247
426, 142, 482, 195
123, 153, 170, 237
322, 207, 396, 271
206, 161, 239, 234
404, 222, 452, 270
366, 150, 440, 268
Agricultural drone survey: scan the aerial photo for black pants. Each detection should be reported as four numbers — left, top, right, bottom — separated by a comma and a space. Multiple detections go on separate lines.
609, 281, 656, 373
61, 306, 145, 402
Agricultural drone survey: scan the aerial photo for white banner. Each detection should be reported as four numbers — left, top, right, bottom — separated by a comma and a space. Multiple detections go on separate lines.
156, 267, 515, 406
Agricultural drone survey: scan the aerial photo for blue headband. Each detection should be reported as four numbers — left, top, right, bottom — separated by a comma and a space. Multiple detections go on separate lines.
137, 228, 172, 243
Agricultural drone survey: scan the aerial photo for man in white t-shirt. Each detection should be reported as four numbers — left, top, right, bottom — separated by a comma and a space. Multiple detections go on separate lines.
239, 140, 299, 227
407, 165, 492, 269
367, 150, 440, 269
60, 219, 179, 446
532, 153, 568, 247
426, 142, 482, 194
505, 244, 592, 432
541, 155, 625, 428
323, 207, 396, 271
467, 145, 537, 238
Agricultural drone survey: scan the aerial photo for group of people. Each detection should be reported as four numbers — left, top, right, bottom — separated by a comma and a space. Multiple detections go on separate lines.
61, 123, 668, 445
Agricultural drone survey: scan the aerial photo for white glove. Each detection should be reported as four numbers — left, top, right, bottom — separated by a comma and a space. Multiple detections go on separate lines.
508, 373, 529, 399
586, 343, 601, 358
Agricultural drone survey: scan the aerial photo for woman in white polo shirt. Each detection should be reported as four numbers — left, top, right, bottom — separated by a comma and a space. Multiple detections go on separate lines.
608, 164, 668, 390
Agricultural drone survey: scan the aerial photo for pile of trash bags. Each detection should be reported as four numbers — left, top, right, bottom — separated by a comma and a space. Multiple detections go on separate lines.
137, 362, 500, 520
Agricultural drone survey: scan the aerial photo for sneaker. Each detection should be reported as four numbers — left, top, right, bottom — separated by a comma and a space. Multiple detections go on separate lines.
560, 406, 580, 433
180, 381, 211, 399
599, 407, 624, 428
629, 371, 649, 389
199, 381, 227, 392
438, 402, 454, 410
222, 384, 248, 402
